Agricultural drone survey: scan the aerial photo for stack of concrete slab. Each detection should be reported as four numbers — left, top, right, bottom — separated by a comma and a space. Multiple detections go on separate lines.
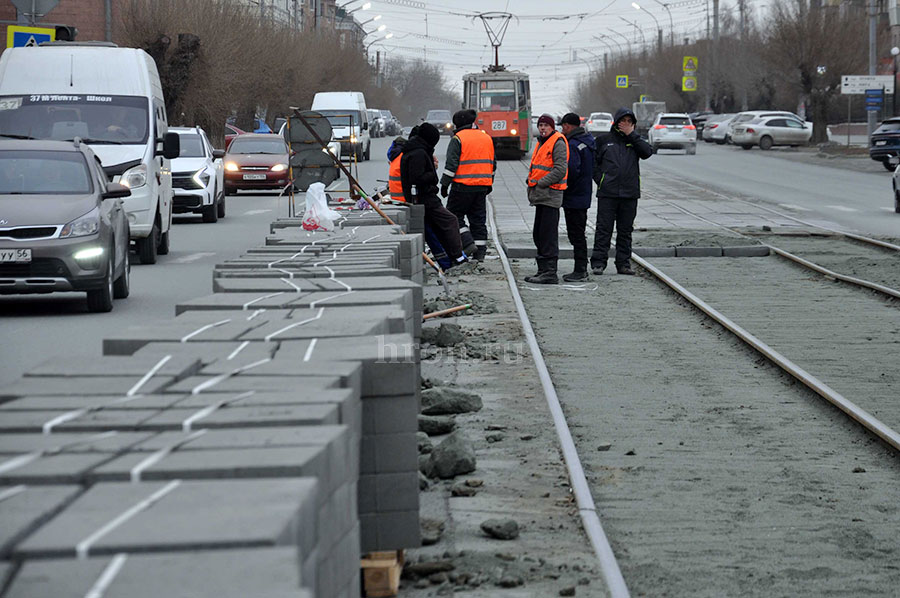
0, 205, 424, 597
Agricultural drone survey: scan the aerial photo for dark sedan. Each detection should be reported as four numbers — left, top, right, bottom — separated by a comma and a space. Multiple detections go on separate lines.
223, 134, 291, 195
0, 139, 131, 312
870, 118, 900, 171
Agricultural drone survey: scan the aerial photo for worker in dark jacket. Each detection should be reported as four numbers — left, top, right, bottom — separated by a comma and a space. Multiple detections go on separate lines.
591, 107, 652, 275
400, 122, 467, 267
559, 112, 595, 282
440, 109, 495, 261
525, 113, 569, 284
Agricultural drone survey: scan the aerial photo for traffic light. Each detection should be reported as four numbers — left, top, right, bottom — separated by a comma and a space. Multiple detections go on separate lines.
55, 25, 77, 41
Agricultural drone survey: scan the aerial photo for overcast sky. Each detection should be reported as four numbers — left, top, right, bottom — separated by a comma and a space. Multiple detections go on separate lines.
363, 0, 752, 115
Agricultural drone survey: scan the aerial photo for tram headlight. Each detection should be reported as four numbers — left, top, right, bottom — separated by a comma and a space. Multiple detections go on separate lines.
510, 128, 517, 135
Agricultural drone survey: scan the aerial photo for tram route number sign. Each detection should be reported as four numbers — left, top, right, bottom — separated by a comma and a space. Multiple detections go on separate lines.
842, 75, 894, 95
616, 75, 629, 89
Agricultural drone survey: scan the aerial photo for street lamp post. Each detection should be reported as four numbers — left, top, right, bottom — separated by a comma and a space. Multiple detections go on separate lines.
651, 0, 674, 46
619, 16, 647, 52
632, 2, 662, 53
892, 47, 900, 117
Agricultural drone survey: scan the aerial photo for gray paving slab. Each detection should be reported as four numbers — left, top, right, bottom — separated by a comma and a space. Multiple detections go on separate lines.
240, 313, 398, 342
0, 452, 113, 485
162, 372, 344, 395
214, 276, 423, 308
634, 246, 678, 257
0, 376, 176, 399
358, 472, 420, 513
360, 510, 421, 552
23, 355, 202, 380
129, 340, 279, 363
361, 394, 419, 435
319, 522, 362, 598
102, 320, 267, 356
723, 245, 771, 257
213, 265, 403, 279
675, 246, 724, 257
359, 432, 418, 474
0, 485, 82, 557
173, 292, 314, 315
141, 403, 342, 431
5, 548, 311, 598
203, 357, 361, 385
0, 394, 185, 412
14, 478, 318, 559
0, 409, 160, 434
220, 254, 397, 269
0, 431, 154, 455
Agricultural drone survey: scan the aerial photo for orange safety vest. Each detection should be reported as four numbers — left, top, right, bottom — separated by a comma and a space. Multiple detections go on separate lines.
528, 131, 568, 191
452, 128, 495, 187
388, 154, 405, 202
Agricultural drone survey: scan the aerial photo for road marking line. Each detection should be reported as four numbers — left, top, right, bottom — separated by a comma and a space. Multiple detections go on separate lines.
243, 209, 272, 216
824, 205, 858, 212
171, 252, 215, 264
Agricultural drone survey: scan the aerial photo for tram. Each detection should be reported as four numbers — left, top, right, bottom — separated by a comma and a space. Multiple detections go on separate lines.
462, 68, 531, 159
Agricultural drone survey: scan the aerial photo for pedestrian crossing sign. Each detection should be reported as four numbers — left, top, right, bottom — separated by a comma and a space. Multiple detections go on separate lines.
6, 25, 55, 48
682, 76, 698, 92
616, 75, 629, 89
683, 56, 698, 72
639, 95, 648, 102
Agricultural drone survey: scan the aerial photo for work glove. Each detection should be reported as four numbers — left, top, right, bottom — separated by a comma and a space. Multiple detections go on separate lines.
440, 185, 449, 198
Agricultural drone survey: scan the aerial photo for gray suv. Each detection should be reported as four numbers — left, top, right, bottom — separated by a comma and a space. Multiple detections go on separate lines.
0, 139, 131, 312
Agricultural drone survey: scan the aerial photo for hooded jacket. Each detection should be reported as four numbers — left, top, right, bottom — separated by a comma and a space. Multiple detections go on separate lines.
562, 125, 596, 210
593, 107, 653, 200
399, 135, 439, 204
526, 132, 569, 208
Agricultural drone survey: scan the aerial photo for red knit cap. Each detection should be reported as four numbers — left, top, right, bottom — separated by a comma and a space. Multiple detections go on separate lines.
537, 114, 556, 128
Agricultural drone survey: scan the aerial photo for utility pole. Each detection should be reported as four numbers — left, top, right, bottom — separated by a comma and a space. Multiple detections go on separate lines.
739, 0, 748, 110
869, 0, 879, 138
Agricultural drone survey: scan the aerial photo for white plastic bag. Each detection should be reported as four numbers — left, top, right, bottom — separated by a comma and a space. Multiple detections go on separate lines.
302, 182, 341, 231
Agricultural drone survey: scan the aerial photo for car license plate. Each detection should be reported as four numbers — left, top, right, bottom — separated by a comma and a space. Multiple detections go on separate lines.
492, 120, 507, 131
243, 174, 267, 180
0, 248, 31, 263
876, 140, 887, 146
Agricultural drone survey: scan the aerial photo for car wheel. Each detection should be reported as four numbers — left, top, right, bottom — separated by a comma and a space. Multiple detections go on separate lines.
217, 191, 226, 218
896, 188, 900, 212
157, 227, 170, 255
715, 139, 726, 145
224, 186, 235, 196
741, 144, 753, 150
202, 197, 218, 223
725, 134, 732, 144
137, 223, 158, 264
759, 136, 773, 151
113, 244, 130, 299
884, 160, 896, 172
86, 258, 115, 313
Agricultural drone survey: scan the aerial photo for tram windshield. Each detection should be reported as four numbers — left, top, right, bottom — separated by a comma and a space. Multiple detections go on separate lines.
479, 80, 516, 111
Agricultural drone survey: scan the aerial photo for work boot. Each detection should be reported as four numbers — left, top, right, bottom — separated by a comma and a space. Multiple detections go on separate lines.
473, 245, 487, 262
616, 264, 635, 275
563, 270, 589, 282
525, 270, 559, 284
591, 264, 606, 275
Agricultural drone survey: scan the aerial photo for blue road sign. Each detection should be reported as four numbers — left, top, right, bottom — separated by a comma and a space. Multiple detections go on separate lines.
7, 26, 54, 48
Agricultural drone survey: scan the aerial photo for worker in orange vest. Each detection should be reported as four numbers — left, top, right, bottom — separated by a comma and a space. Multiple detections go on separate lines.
440, 109, 495, 261
525, 113, 569, 284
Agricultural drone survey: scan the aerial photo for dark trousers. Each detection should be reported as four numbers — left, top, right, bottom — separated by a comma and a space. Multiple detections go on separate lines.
421, 194, 464, 261
591, 197, 638, 268
447, 188, 488, 249
533, 204, 560, 272
563, 207, 588, 273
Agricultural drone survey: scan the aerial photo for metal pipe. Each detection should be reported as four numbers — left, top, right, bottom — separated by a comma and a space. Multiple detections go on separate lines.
487, 200, 631, 598
105, 0, 112, 42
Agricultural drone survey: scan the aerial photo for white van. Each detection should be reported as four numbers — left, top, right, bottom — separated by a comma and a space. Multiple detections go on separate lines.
311, 91, 371, 161
0, 42, 180, 264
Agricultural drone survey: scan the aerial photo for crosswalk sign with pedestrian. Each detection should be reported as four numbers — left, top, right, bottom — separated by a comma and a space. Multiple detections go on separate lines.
6, 25, 55, 48
616, 75, 629, 89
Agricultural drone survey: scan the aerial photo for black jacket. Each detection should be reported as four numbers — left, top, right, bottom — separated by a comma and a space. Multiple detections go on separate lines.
399, 136, 439, 203
562, 126, 596, 210
593, 107, 653, 199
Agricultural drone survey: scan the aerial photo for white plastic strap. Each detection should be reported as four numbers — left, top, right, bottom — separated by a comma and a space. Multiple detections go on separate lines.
189, 358, 271, 396
129, 429, 208, 483
125, 355, 172, 397
76, 480, 181, 559
263, 307, 325, 342
0, 452, 41, 475
182, 391, 256, 431
227, 341, 250, 361
362, 235, 382, 244
1, 431, 119, 472
180, 319, 231, 343
242, 292, 283, 310
0, 485, 27, 503
84, 553, 128, 598
303, 338, 318, 362
246, 309, 266, 321
280, 278, 302, 293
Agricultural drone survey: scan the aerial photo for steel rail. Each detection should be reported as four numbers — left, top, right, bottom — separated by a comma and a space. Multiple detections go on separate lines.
650, 195, 900, 302
487, 199, 631, 598
632, 253, 900, 452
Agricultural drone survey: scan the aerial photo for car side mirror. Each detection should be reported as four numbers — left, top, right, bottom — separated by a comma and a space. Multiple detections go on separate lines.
158, 132, 180, 159
103, 182, 131, 200
212, 149, 225, 159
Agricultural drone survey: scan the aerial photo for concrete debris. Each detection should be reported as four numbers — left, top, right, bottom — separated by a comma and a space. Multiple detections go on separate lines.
419, 471, 430, 490
404, 558, 453, 579
451, 481, 478, 497
418, 414, 457, 435
427, 430, 477, 479
481, 518, 520, 540
421, 387, 483, 415
559, 586, 576, 596
486, 432, 505, 443
497, 574, 524, 587
417, 431, 433, 454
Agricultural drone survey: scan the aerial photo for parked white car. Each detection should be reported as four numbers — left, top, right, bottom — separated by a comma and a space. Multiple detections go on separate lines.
731, 116, 813, 150
170, 127, 225, 223
702, 114, 736, 144
648, 113, 697, 154
586, 111, 614, 137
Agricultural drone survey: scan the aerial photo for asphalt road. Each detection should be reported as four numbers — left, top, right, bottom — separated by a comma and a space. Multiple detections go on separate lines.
648, 142, 900, 238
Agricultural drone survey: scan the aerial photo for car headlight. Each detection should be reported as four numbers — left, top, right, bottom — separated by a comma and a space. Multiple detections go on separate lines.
445, 122, 452, 129
60, 207, 100, 239
271, 163, 287, 172
192, 168, 211, 187
120, 164, 147, 189
225, 162, 240, 172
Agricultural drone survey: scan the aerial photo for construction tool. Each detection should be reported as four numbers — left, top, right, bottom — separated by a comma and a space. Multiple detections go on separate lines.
423, 303, 472, 320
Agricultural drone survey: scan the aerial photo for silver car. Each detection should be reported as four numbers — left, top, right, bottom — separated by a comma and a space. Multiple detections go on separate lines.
648, 113, 697, 154
0, 139, 131, 312
702, 114, 736, 144
731, 116, 812, 150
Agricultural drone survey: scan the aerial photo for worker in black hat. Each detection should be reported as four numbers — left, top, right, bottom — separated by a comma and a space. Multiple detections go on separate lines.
440, 109, 495, 261
559, 112, 595, 281
401, 122, 467, 266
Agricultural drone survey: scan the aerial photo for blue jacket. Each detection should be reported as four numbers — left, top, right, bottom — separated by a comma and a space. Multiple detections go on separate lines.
562, 126, 595, 210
